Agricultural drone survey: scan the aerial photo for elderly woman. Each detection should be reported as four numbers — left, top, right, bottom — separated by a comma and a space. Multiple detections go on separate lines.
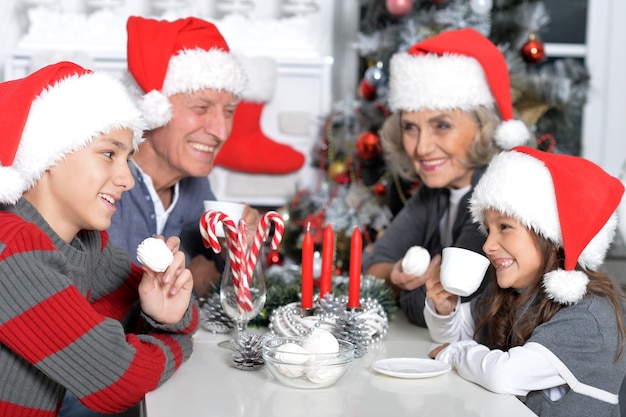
362, 28, 531, 326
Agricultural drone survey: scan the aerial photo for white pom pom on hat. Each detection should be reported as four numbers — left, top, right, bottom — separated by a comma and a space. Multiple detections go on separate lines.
470, 146, 625, 304
126, 16, 248, 130
388, 28, 530, 150
0, 61, 145, 205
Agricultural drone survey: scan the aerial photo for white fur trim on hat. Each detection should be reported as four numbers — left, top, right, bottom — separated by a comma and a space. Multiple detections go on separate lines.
0, 72, 145, 205
138, 48, 247, 129
494, 119, 531, 150
162, 48, 247, 98
580, 213, 618, 271
543, 269, 589, 305
470, 151, 561, 243
237, 55, 277, 102
389, 53, 494, 113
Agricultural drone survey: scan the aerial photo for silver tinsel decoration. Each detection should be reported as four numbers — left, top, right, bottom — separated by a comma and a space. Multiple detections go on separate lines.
199, 293, 235, 334
231, 333, 265, 371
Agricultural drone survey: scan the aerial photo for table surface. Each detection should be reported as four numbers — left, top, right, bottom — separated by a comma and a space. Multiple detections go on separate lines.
143, 312, 537, 417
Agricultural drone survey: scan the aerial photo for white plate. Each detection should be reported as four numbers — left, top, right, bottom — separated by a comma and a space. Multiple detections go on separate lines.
371, 357, 451, 379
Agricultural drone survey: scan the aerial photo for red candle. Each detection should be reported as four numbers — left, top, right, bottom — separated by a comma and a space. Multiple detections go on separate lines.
301, 224, 314, 309
348, 226, 362, 308
320, 225, 334, 298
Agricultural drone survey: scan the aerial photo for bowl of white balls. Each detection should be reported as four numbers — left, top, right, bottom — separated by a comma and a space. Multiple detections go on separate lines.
262, 329, 355, 389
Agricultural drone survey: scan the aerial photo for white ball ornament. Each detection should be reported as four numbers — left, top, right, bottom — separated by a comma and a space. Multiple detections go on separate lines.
470, 0, 493, 15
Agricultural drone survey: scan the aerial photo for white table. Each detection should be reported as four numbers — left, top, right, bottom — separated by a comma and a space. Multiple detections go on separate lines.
143, 312, 537, 417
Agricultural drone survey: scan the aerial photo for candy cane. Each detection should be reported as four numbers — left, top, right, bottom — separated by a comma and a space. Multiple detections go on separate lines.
246, 211, 285, 278
199, 210, 237, 252
235, 219, 253, 312
199, 210, 241, 289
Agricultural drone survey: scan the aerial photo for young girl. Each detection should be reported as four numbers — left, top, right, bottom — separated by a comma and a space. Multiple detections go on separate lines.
425, 146, 626, 416
0, 62, 197, 416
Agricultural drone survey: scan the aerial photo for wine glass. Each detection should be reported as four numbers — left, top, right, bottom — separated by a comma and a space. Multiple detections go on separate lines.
218, 244, 266, 349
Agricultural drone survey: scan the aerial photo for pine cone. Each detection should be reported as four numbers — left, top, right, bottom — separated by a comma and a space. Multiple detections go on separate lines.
332, 311, 370, 358
199, 293, 235, 334
231, 333, 265, 371
315, 294, 347, 316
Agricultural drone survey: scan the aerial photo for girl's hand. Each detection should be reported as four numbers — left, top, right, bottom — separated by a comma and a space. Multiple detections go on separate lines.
389, 255, 442, 291
429, 343, 450, 359
138, 236, 194, 324
424, 258, 458, 315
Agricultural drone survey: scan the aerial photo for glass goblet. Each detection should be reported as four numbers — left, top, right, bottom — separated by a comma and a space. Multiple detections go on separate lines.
218, 245, 266, 349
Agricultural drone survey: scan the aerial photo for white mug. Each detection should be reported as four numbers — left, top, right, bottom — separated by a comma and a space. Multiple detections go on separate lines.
440, 247, 490, 297
203, 200, 245, 238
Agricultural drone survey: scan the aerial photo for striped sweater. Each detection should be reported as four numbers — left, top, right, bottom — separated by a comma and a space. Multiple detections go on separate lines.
0, 199, 198, 416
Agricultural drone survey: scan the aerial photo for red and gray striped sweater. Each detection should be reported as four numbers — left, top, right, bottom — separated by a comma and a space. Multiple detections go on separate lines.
0, 199, 198, 416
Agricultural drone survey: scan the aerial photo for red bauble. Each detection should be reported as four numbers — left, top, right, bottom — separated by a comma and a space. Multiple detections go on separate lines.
359, 78, 377, 101
334, 172, 351, 185
355, 131, 382, 160
521, 35, 545, 64
386, 0, 414, 16
265, 249, 284, 267
373, 183, 386, 197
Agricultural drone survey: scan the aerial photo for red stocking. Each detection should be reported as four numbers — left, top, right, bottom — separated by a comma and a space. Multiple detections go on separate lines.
214, 56, 305, 174
215, 101, 305, 174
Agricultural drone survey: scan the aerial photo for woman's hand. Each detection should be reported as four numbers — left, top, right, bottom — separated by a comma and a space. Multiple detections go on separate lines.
425, 262, 458, 316
389, 254, 442, 291
138, 236, 194, 324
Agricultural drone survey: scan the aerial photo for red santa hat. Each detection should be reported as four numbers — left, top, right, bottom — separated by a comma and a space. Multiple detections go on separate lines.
389, 28, 529, 150
126, 16, 247, 129
0, 61, 145, 205
470, 146, 625, 304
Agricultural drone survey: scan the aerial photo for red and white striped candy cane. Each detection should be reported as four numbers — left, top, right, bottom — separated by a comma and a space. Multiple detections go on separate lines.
199, 210, 241, 284
235, 219, 253, 312
199, 210, 237, 252
246, 211, 285, 277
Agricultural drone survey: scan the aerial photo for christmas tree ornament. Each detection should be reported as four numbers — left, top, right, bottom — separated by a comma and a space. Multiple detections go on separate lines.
358, 78, 377, 101
363, 63, 386, 88
385, 0, 413, 16
355, 131, 382, 160
214, 56, 305, 174
230, 333, 266, 371
373, 183, 386, 197
469, 0, 492, 16
327, 159, 349, 181
536, 133, 556, 153
199, 293, 235, 334
266, 249, 284, 267
521, 34, 546, 64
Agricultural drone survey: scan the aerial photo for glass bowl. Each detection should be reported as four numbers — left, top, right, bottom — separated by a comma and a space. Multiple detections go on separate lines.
262, 336, 354, 389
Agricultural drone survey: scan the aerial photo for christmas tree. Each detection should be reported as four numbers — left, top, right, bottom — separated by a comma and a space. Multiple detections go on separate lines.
276, 0, 589, 274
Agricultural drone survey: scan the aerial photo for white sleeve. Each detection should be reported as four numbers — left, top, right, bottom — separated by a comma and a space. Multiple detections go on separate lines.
424, 298, 475, 342
435, 341, 567, 396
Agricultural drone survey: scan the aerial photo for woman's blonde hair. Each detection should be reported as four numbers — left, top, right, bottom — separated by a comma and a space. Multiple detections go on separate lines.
380, 106, 508, 182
